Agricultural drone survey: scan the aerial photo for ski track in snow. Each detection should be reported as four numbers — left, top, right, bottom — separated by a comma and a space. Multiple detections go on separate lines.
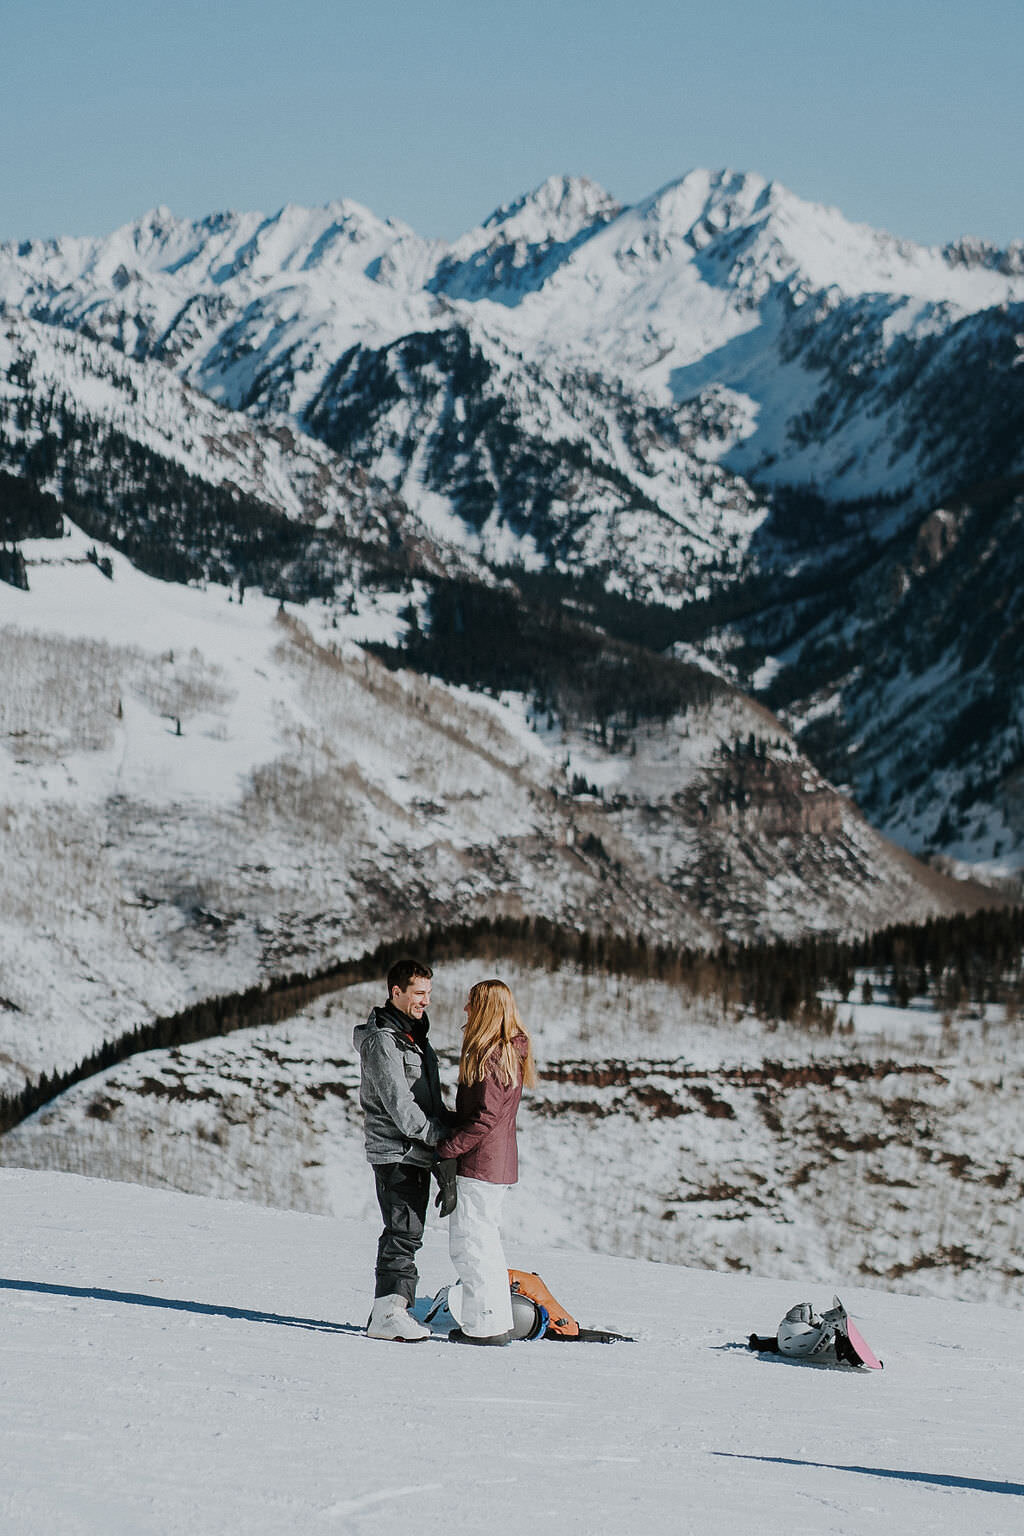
1, 1167, 1022, 1536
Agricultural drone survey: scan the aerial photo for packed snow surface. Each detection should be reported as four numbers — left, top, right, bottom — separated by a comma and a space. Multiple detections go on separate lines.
1, 1168, 1021, 1535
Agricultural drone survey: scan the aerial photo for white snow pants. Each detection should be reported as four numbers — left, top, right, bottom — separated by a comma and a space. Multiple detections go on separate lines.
448, 1176, 514, 1338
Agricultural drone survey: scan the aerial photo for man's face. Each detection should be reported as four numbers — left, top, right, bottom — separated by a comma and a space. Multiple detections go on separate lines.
391, 976, 431, 1019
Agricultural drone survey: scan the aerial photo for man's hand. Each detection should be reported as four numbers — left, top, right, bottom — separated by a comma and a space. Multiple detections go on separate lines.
433, 1157, 458, 1217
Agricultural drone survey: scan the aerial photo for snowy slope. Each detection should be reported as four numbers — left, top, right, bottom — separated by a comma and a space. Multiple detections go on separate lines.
0, 526, 579, 1085
302, 321, 768, 603
6, 171, 1020, 410
737, 478, 1024, 876
7, 960, 1022, 1310
1, 525, 981, 1093
0, 200, 442, 415
0, 311, 488, 596
2, 1166, 1022, 1536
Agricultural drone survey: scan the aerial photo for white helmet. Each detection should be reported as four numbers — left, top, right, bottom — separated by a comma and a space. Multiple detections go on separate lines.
776, 1302, 836, 1358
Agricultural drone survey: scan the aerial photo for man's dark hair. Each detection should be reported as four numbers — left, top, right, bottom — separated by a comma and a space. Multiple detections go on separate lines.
387, 957, 433, 997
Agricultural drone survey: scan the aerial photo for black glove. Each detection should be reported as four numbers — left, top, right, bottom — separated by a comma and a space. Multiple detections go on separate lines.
433, 1157, 458, 1217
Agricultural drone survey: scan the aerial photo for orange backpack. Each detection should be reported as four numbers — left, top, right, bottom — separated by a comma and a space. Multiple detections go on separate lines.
508, 1269, 580, 1338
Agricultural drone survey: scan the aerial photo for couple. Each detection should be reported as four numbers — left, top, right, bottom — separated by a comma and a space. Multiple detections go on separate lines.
353, 957, 536, 1345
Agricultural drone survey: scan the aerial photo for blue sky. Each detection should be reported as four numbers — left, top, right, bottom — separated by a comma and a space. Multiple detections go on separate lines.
3, 0, 1021, 246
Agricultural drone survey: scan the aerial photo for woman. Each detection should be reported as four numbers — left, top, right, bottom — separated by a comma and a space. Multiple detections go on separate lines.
435, 979, 536, 1345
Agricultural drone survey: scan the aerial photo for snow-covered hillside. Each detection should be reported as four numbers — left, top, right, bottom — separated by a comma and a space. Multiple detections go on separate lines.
0, 311, 491, 599
2, 1167, 1022, 1535
738, 477, 1024, 877
0, 525, 981, 1093
6, 960, 1021, 1309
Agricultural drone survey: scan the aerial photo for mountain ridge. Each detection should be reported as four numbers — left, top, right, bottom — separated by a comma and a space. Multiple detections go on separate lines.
2, 166, 1022, 877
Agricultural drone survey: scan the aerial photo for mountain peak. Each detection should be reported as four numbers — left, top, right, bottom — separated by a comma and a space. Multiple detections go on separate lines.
623, 168, 1005, 301
480, 174, 621, 244
637, 167, 774, 232
429, 175, 621, 303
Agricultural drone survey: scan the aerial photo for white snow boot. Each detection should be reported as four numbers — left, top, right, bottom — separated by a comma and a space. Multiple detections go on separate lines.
365, 1293, 430, 1342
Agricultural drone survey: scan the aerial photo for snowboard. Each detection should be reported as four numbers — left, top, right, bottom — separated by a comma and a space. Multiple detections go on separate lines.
834, 1298, 883, 1370
423, 1282, 633, 1343
748, 1295, 883, 1369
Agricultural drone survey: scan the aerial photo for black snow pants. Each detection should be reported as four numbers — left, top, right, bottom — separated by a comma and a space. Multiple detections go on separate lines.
372, 1163, 431, 1303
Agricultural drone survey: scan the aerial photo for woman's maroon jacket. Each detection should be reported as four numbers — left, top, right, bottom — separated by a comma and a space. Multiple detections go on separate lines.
436, 1035, 529, 1184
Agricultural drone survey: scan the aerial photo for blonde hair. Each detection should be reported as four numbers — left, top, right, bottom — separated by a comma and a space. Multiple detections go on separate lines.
459, 979, 537, 1089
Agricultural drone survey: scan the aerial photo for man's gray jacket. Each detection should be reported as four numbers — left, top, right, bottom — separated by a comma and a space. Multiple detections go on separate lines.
353, 1002, 448, 1167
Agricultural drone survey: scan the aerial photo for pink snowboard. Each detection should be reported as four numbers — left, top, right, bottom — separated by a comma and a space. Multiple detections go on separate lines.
844, 1315, 884, 1370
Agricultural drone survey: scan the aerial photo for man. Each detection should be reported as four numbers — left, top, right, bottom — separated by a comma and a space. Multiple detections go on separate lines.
353, 957, 452, 1341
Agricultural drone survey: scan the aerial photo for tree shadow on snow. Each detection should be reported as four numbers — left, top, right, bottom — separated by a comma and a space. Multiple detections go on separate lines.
712, 1453, 1024, 1498
0, 1276, 366, 1335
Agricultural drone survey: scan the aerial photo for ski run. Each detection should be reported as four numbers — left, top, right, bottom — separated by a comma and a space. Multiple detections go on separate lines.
1, 1167, 1021, 1535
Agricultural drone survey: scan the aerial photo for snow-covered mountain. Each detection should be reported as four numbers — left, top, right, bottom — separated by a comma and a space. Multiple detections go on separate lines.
5, 169, 1021, 512
1, 529, 1007, 1326
746, 475, 1024, 874
3, 176, 1021, 1389
3, 1167, 1023, 1535
2, 168, 1021, 874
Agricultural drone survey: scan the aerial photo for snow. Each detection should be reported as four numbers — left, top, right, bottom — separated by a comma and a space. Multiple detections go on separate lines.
2, 177, 1021, 1522
4, 511, 965, 1099
1, 526, 289, 809
6, 165, 1020, 500
0, 526, 762, 1082
448, 174, 620, 263
7, 958, 1022, 1311
5, 159, 1019, 643
0, 530, 576, 1083
751, 656, 784, 692
2, 1165, 1021, 1535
